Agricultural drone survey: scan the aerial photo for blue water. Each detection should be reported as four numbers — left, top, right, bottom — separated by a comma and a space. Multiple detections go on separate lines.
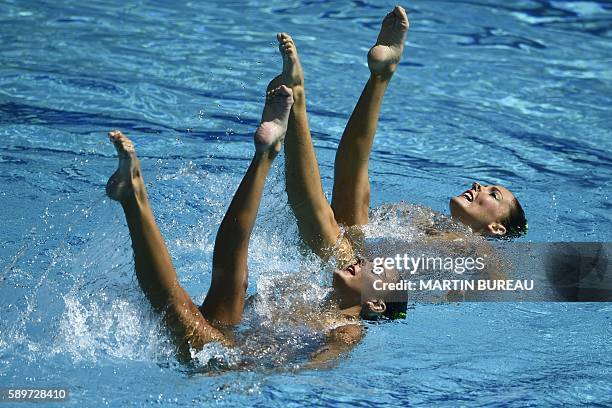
1, 0, 611, 406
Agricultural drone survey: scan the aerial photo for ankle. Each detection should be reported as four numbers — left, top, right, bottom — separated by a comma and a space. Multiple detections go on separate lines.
369, 72, 393, 83
290, 85, 305, 105
119, 179, 147, 206
254, 148, 278, 163
120, 193, 146, 215
293, 85, 304, 94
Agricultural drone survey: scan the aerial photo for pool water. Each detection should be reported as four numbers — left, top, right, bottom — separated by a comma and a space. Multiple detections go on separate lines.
1, 0, 611, 406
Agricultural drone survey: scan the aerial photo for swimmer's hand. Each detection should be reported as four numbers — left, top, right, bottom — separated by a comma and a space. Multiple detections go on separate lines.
304, 324, 364, 369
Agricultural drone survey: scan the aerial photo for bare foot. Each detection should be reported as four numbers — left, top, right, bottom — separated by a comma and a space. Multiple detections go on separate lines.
267, 33, 304, 92
254, 85, 294, 154
106, 130, 143, 202
368, 5, 409, 77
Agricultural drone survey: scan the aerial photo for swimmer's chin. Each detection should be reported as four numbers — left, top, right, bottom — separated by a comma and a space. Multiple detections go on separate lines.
449, 196, 464, 215
331, 270, 352, 293
332, 269, 344, 285
449, 196, 471, 226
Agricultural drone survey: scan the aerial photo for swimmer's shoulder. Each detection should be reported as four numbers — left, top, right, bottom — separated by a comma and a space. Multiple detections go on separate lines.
305, 321, 363, 368
424, 229, 468, 242
325, 323, 363, 345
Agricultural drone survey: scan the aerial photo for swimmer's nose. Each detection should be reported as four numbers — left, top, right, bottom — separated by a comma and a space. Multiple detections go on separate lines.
472, 182, 481, 192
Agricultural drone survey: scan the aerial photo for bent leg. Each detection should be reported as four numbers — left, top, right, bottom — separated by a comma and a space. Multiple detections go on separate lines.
200, 85, 294, 325
106, 130, 223, 350
271, 33, 343, 259
331, 6, 409, 226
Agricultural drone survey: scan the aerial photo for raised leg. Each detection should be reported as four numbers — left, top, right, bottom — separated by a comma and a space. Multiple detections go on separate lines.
331, 6, 409, 226
200, 85, 294, 325
106, 130, 223, 350
271, 33, 344, 259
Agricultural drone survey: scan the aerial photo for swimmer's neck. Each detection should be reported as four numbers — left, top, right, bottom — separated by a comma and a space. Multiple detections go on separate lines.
339, 305, 362, 318
323, 293, 362, 318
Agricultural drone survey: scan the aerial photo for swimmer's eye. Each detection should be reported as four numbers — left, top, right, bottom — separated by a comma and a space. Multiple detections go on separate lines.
491, 191, 500, 200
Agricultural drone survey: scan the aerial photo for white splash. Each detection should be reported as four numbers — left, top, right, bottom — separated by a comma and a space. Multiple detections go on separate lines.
54, 293, 172, 363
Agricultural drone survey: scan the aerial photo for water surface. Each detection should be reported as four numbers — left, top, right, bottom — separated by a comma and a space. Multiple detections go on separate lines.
1, 0, 611, 406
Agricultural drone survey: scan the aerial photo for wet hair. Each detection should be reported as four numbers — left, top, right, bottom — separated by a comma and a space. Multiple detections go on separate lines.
500, 196, 528, 238
383, 298, 408, 320
382, 270, 408, 320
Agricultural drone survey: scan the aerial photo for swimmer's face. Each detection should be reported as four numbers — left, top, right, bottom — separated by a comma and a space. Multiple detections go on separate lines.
449, 182, 514, 236
332, 258, 397, 310
332, 257, 369, 308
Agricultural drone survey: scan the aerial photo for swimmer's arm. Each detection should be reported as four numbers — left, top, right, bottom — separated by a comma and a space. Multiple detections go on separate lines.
304, 324, 364, 369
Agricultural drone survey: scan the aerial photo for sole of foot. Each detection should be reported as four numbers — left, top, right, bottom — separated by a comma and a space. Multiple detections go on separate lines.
368, 5, 409, 77
254, 85, 294, 154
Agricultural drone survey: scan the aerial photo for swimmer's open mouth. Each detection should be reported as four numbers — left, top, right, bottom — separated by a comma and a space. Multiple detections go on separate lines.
462, 190, 474, 202
346, 264, 357, 276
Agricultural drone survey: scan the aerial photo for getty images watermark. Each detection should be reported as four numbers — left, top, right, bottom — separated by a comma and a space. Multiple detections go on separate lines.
368, 243, 612, 302
372, 254, 533, 292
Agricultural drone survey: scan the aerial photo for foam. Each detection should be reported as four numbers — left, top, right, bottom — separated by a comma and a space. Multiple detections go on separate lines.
54, 293, 172, 363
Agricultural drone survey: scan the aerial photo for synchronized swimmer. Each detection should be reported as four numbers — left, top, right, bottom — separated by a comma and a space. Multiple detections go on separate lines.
105, 5, 526, 363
